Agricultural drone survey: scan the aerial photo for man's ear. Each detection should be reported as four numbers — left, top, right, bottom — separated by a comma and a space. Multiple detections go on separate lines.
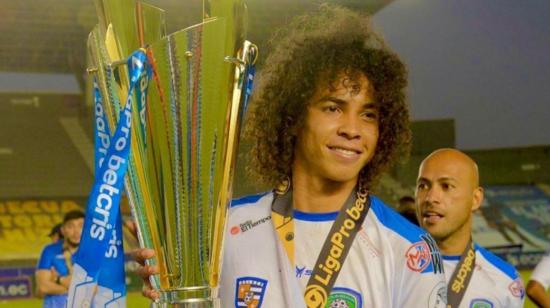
472, 186, 484, 212
60, 224, 67, 238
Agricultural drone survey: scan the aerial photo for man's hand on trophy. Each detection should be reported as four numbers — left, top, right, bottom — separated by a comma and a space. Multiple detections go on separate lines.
133, 248, 160, 300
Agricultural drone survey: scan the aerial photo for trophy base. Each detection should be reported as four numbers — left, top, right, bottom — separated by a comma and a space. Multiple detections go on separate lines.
153, 286, 220, 308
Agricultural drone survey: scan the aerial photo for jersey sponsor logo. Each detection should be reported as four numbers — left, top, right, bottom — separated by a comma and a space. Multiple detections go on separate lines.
406, 241, 431, 272
306, 195, 367, 307
469, 298, 494, 308
427, 281, 447, 308
305, 284, 328, 308
295, 265, 313, 278
230, 226, 240, 235
230, 216, 271, 236
327, 287, 362, 308
451, 247, 475, 293
508, 278, 525, 298
235, 276, 268, 308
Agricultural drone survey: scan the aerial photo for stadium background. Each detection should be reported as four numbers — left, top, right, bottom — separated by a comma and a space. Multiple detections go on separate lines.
0, 0, 548, 306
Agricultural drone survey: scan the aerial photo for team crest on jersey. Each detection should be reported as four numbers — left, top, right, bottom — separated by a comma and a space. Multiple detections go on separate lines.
235, 276, 268, 308
469, 298, 494, 308
406, 241, 431, 272
508, 278, 525, 298
428, 281, 447, 308
327, 288, 362, 308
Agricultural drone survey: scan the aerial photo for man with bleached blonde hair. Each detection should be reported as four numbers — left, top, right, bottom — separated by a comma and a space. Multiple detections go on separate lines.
416, 148, 525, 307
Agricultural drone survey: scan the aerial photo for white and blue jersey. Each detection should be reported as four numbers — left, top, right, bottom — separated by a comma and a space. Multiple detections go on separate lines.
220, 192, 447, 307
442, 245, 525, 308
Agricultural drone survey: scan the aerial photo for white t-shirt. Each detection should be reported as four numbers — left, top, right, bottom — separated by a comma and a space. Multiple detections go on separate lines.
442, 245, 525, 308
530, 252, 550, 289
220, 192, 447, 307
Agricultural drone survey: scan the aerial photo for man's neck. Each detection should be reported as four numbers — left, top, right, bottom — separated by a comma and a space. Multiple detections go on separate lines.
437, 222, 473, 256
64, 241, 79, 254
291, 173, 357, 213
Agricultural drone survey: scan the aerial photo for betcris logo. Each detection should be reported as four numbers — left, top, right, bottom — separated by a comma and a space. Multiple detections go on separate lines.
105, 227, 120, 258
89, 155, 125, 241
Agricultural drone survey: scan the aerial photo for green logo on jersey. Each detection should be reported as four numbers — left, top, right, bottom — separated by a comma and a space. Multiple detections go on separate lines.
470, 299, 493, 308
326, 288, 361, 308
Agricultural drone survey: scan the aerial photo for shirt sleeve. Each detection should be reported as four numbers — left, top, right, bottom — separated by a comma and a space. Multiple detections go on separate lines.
530, 254, 550, 289
394, 235, 448, 308
36, 244, 55, 270
508, 290, 526, 307
504, 276, 526, 308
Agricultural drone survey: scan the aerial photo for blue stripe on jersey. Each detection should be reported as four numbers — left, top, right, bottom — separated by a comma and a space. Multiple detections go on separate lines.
230, 192, 270, 208
476, 244, 518, 280
370, 196, 445, 275
293, 210, 339, 221
370, 195, 427, 243
442, 255, 461, 261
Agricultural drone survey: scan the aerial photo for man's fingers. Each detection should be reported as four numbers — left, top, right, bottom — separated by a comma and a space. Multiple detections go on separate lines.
132, 248, 156, 265
136, 264, 159, 279
133, 248, 159, 301
138, 263, 160, 301
142, 285, 160, 300
124, 220, 138, 238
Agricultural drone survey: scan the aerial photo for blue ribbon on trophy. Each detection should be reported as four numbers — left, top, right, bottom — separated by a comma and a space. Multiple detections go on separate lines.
67, 49, 149, 308
242, 65, 255, 113
135, 61, 151, 149
91, 75, 129, 306
93, 76, 111, 171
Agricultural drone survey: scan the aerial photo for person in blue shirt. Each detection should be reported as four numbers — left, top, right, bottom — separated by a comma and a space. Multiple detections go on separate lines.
35, 210, 84, 307
47, 223, 63, 243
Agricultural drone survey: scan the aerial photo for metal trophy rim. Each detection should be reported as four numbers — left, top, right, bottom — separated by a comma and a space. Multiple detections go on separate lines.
158, 285, 216, 304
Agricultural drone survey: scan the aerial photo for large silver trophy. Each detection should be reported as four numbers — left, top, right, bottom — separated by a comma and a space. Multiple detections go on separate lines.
87, 0, 256, 306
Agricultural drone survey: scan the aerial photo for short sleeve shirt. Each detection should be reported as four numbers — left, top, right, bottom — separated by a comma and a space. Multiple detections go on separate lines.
530, 252, 550, 289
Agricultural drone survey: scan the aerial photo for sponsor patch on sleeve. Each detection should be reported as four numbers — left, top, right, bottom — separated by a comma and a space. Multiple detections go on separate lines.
406, 241, 432, 272
508, 278, 525, 299
235, 276, 268, 308
405, 234, 443, 274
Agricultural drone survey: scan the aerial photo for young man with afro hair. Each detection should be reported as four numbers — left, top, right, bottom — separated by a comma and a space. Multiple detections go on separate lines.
140, 5, 446, 307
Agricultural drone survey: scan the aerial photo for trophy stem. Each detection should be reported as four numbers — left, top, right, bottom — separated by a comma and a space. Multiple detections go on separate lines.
155, 286, 220, 308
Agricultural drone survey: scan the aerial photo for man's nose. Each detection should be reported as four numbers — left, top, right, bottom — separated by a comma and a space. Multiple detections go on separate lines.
337, 113, 361, 139
424, 186, 441, 204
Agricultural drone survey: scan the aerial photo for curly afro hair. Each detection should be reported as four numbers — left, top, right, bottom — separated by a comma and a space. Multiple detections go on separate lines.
243, 4, 411, 189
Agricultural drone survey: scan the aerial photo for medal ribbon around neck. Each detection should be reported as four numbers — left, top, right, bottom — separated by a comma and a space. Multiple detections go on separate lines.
271, 179, 371, 308
446, 238, 476, 308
